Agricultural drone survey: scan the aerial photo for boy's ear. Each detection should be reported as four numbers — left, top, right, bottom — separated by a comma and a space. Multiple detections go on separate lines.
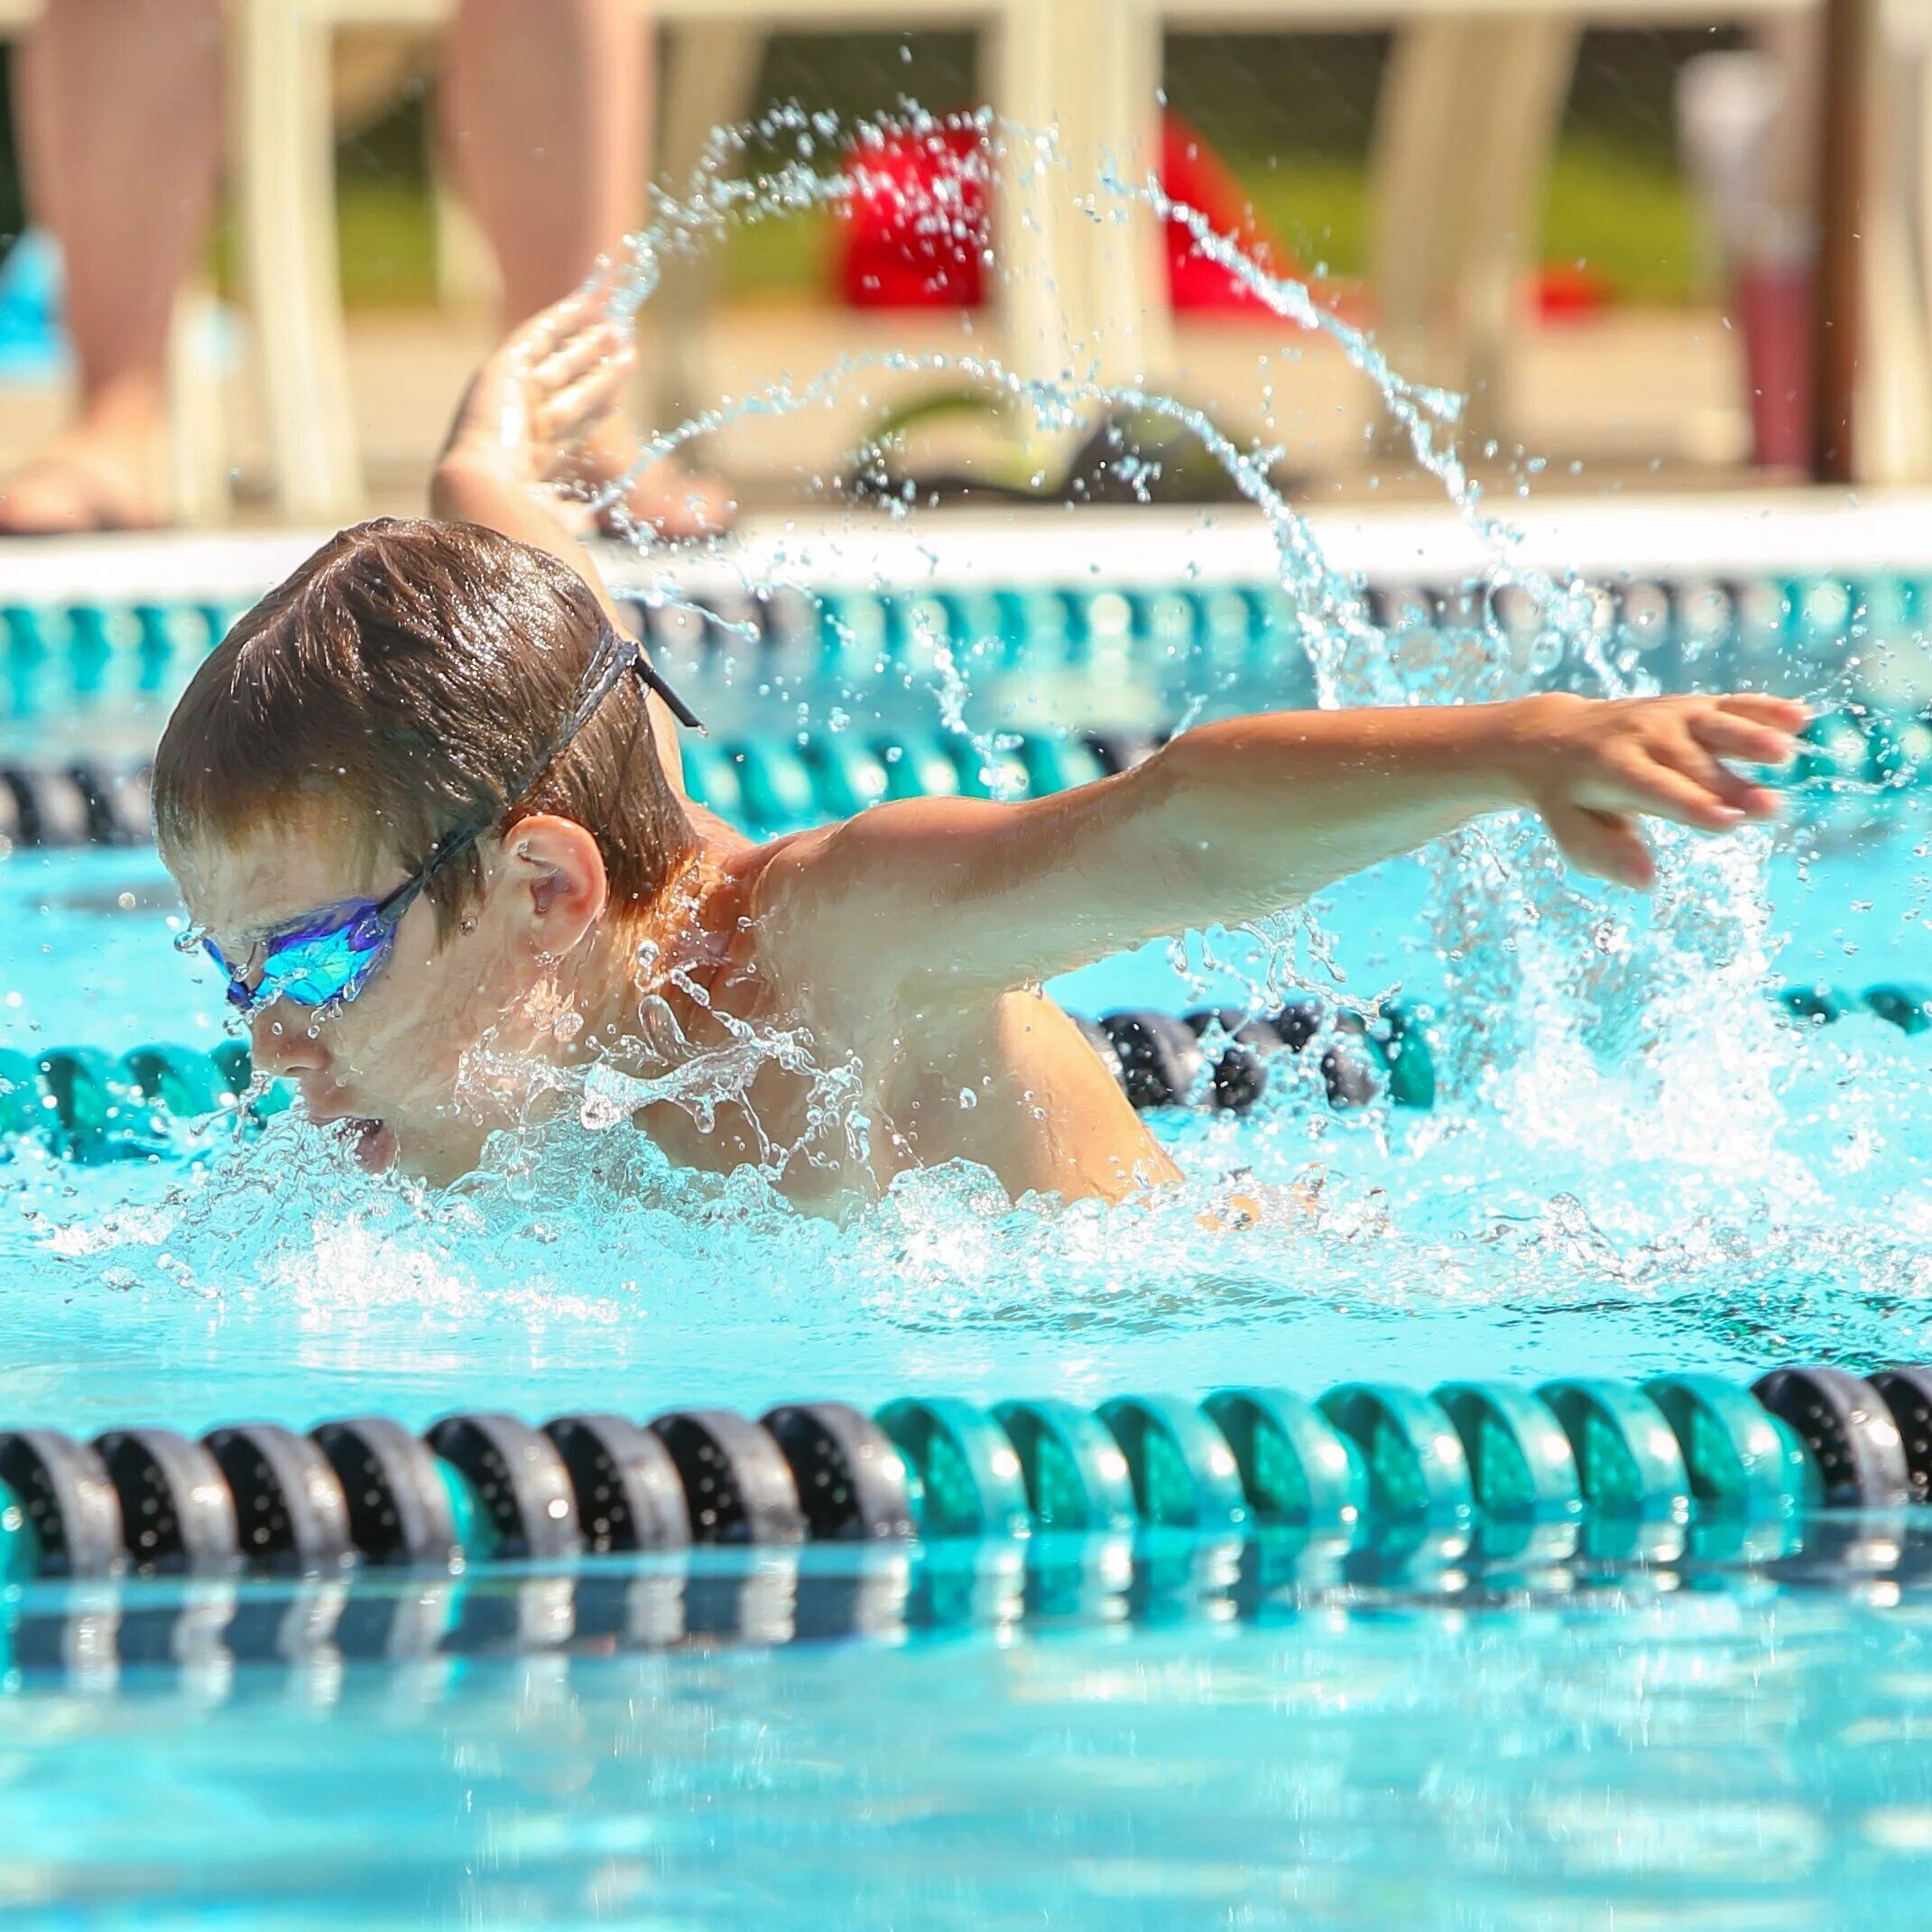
500, 814, 607, 952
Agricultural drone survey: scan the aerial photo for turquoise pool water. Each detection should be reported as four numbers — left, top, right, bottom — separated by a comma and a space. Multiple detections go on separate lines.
5, 819, 1929, 1433
3, 564, 1932, 1924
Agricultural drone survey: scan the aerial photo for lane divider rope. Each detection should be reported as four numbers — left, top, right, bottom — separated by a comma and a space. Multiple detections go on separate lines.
0, 575, 1923, 689
0, 1365, 1918, 1585
0, 704, 1915, 853
12, 966, 1932, 1162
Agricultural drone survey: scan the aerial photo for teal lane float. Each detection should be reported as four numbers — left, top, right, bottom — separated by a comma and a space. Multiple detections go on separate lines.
0, 1365, 1917, 1585
11, 967, 1932, 1161
3, 704, 1931, 851
0, 1040, 287, 1159
0, 1001, 1428, 1161
6, 572, 1932, 689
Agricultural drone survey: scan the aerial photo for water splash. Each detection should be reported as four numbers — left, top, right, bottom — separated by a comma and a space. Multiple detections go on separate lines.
3, 104, 1921, 1421
596, 107, 1794, 1117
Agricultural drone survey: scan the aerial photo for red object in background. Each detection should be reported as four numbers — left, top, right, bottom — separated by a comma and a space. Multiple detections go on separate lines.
837, 125, 991, 308
1160, 114, 1290, 314
836, 113, 1307, 314
1535, 262, 1612, 321
1736, 258, 1815, 468
836, 117, 1632, 330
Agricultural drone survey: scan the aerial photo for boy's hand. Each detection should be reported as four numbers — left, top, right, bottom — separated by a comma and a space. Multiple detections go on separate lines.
440, 288, 635, 492
1502, 691, 1808, 889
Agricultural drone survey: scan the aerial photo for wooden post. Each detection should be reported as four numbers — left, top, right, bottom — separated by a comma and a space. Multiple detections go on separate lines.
1812, 0, 1867, 482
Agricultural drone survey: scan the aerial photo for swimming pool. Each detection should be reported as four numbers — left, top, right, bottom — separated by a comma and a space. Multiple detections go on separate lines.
4, 502, 1932, 1925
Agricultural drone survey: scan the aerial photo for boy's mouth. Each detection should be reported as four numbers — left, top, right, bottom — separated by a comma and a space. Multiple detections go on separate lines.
316, 1113, 395, 1174
346, 1118, 395, 1174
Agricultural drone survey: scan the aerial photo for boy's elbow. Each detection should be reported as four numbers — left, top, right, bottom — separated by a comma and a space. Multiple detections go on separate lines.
429, 448, 508, 526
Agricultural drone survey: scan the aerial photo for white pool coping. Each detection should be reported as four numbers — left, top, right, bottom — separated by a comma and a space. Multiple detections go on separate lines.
5, 489, 1932, 605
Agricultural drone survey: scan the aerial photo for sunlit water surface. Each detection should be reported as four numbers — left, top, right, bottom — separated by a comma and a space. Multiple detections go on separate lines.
2, 106, 1928, 1924
0, 735, 1926, 1930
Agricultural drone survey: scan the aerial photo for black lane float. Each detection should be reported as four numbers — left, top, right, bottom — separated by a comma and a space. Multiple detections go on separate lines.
0, 1365, 1920, 1584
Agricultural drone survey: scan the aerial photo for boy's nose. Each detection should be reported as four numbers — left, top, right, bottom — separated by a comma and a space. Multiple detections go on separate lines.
249, 1003, 329, 1079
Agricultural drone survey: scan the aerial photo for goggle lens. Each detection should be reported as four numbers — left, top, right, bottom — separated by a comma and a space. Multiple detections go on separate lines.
202, 908, 395, 1018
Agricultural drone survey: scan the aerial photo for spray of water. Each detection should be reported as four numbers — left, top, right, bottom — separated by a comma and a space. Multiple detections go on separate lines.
7, 103, 1927, 1417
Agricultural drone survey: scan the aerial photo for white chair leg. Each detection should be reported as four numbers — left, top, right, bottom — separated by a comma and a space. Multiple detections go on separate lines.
987, 0, 1075, 393
1456, 14, 1578, 444
235, 0, 363, 518
1371, 14, 1576, 446
1370, 16, 1484, 399
1067, 0, 1167, 385
165, 282, 231, 525
651, 19, 766, 430
1860, 0, 1932, 479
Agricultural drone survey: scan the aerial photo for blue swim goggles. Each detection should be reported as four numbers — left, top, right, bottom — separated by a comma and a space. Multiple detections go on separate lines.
179, 624, 703, 1022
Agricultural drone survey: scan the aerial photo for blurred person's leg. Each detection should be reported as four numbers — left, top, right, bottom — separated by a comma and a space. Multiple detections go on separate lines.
1, 0, 221, 532
443, 0, 731, 537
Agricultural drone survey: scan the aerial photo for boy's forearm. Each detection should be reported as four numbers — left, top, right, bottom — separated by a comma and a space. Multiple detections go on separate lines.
1139, 702, 1529, 920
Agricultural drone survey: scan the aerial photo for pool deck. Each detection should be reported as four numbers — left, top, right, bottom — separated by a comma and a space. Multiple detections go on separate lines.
3, 300, 1772, 529
5, 490, 1932, 609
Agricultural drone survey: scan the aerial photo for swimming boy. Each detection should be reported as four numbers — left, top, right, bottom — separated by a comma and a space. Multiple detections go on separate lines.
153, 294, 1807, 1211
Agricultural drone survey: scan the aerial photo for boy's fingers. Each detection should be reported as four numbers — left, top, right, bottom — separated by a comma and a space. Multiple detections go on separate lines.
1715, 693, 1809, 729
536, 325, 630, 395
1689, 708, 1799, 767
521, 292, 591, 353
536, 363, 631, 443
1622, 759, 1745, 831
1547, 800, 1653, 889
1658, 732, 1779, 817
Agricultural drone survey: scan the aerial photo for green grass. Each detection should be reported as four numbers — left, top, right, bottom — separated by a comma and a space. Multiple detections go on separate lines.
722, 206, 837, 300
211, 182, 439, 310
331, 183, 440, 309
282, 138, 1701, 313
1539, 139, 1705, 306
1234, 157, 1370, 284
1215, 143, 1703, 304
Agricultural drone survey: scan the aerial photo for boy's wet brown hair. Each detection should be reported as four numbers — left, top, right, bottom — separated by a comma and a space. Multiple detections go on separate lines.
152, 518, 696, 933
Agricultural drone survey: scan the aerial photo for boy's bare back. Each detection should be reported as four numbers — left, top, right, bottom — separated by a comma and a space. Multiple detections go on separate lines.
624, 822, 1178, 1205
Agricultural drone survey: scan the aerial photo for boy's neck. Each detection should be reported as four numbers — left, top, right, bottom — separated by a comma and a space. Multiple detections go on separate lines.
564, 834, 752, 1060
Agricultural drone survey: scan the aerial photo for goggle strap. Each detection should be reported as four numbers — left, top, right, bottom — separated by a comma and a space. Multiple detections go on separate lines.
633, 655, 706, 735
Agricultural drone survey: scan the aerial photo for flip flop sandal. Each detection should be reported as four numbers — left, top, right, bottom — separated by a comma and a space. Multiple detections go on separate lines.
849, 391, 1279, 509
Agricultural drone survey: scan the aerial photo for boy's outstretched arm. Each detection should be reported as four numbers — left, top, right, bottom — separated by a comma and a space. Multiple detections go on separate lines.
775, 692, 1808, 994
429, 291, 689, 788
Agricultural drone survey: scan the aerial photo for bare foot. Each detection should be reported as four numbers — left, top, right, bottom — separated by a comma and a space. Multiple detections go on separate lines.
0, 417, 166, 535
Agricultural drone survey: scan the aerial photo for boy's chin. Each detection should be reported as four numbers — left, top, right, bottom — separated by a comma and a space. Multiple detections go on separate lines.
345, 1119, 396, 1175
379, 1120, 493, 1188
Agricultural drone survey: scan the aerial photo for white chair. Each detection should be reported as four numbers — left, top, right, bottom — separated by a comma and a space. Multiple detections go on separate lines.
1849, 0, 1932, 481
1066, 0, 1828, 449
235, 0, 1078, 518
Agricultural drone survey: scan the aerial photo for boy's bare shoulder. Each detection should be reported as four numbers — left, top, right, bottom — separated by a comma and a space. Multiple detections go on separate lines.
735, 796, 1007, 996
753, 795, 1006, 910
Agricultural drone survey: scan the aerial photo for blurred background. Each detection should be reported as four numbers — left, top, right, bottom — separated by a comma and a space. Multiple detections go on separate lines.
0, 1, 1903, 532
